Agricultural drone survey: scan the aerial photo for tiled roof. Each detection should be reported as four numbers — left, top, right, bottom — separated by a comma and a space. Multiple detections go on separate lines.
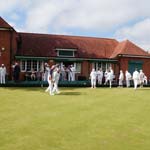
0, 17, 12, 28
110, 40, 149, 58
17, 32, 119, 59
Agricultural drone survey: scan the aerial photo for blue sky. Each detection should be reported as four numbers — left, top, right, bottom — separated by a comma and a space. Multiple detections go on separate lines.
1, 0, 150, 51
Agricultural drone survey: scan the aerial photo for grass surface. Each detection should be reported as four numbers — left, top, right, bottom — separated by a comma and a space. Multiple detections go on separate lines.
0, 87, 150, 150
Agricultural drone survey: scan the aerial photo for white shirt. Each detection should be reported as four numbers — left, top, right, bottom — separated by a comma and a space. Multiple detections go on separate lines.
125, 71, 131, 80
90, 71, 97, 80
133, 71, 140, 80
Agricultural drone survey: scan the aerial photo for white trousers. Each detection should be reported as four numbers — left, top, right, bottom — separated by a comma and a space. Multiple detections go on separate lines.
45, 81, 53, 95
52, 81, 59, 93
0, 74, 5, 84
133, 79, 138, 89
91, 78, 96, 88
126, 79, 130, 87
97, 76, 103, 85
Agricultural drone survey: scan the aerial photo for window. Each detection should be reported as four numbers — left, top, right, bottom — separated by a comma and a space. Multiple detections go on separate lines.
94, 62, 112, 71
20, 60, 44, 72
56, 48, 76, 57
59, 51, 74, 57
75, 62, 81, 73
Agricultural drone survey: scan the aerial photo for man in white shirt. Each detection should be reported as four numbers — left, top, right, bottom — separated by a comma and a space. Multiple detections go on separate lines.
105, 69, 114, 88
133, 68, 140, 90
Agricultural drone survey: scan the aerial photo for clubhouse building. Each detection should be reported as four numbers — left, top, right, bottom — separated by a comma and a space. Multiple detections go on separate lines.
0, 16, 150, 81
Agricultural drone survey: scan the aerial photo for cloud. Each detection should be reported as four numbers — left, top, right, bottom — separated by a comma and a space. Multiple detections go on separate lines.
1, 0, 150, 32
1, 0, 150, 50
114, 18, 150, 50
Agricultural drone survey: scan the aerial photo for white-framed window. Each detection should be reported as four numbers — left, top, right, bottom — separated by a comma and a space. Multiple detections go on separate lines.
94, 62, 112, 71
20, 60, 44, 72
75, 62, 81, 73
56, 48, 76, 57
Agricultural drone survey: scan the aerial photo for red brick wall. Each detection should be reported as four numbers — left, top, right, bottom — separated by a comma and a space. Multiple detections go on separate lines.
119, 57, 150, 78
81, 61, 90, 79
0, 29, 18, 79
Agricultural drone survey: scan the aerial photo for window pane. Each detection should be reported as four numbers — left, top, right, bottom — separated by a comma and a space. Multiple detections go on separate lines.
32, 60, 37, 71
59, 51, 74, 57
102, 62, 106, 71
27, 60, 31, 71
38, 61, 44, 72
21, 60, 26, 71
76, 63, 81, 73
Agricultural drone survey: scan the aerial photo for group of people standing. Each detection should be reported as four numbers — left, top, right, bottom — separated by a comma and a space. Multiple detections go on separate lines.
90, 67, 114, 88
0, 62, 21, 84
43, 63, 76, 82
90, 67, 147, 89
60, 65, 76, 81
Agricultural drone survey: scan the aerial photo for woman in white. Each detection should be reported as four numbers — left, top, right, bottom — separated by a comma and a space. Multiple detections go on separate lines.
139, 70, 144, 88
125, 70, 132, 87
0, 64, 6, 84
118, 70, 124, 87
97, 68, 103, 85
90, 68, 97, 88
133, 68, 140, 90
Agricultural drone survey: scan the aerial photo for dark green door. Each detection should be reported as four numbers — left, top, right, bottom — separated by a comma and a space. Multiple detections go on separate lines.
128, 61, 143, 74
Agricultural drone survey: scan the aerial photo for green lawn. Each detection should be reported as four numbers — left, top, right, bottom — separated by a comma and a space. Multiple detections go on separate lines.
0, 87, 150, 150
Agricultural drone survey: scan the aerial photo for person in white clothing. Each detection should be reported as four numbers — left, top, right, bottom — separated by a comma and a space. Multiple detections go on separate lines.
52, 66, 61, 94
139, 70, 144, 88
45, 65, 55, 95
97, 68, 103, 85
70, 65, 76, 81
104, 69, 108, 84
109, 67, 114, 75
67, 65, 72, 81
90, 68, 97, 88
133, 68, 140, 90
0, 64, 6, 84
44, 63, 50, 82
118, 70, 124, 87
60, 65, 66, 81
125, 70, 132, 87
143, 74, 147, 85
105, 69, 114, 88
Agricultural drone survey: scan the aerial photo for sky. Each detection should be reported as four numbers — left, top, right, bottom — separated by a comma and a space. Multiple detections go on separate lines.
0, 0, 150, 51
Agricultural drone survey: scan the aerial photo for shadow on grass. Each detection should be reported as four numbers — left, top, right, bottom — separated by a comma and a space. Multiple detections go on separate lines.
137, 88, 150, 91
58, 92, 81, 95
